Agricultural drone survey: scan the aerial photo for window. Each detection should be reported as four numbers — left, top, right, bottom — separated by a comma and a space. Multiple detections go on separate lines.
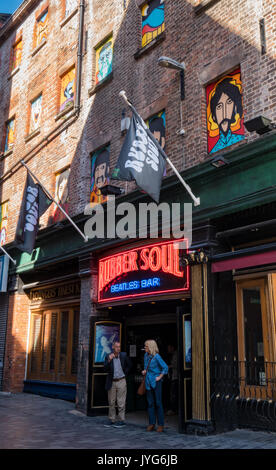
141, 0, 165, 48
4, 117, 15, 153
28, 307, 80, 382
52, 167, 70, 222
59, 66, 75, 112
0, 201, 8, 246
95, 36, 113, 86
29, 94, 43, 134
10, 37, 22, 72
90, 146, 110, 205
34, 9, 48, 49
206, 68, 245, 154
146, 110, 166, 151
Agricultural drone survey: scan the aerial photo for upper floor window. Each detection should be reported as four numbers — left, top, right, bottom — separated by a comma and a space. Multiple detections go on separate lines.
10, 37, 22, 71
141, 0, 165, 48
34, 9, 48, 49
95, 36, 113, 86
90, 146, 110, 205
60, 66, 75, 112
30, 94, 43, 134
0, 201, 8, 246
146, 110, 166, 151
4, 117, 15, 153
53, 167, 70, 222
206, 68, 245, 154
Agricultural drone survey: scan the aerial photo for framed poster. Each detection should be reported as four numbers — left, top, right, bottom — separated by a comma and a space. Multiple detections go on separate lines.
183, 314, 192, 369
93, 321, 122, 366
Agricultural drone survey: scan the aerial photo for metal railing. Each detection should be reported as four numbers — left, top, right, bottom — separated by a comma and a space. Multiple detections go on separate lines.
210, 359, 276, 432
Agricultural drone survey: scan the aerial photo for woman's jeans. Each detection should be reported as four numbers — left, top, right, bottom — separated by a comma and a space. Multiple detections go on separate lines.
146, 380, 164, 426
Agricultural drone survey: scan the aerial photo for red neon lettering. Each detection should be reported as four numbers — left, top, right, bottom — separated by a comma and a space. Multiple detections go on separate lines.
149, 246, 162, 272
140, 248, 149, 270
129, 251, 138, 272
99, 261, 105, 291
173, 243, 183, 277
122, 253, 129, 272
161, 244, 173, 274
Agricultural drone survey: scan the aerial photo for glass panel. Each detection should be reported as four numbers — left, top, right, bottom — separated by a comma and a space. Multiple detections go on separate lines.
30, 315, 41, 373
71, 310, 80, 375
41, 314, 51, 372
49, 313, 58, 371
242, 288, 265, 386
59, 311, 69, 374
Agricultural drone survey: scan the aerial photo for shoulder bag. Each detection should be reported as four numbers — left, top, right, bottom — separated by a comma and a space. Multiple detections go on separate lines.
137, 356, 153, 396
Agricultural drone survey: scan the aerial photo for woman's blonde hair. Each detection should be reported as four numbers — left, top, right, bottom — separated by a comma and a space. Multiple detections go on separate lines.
145, 339, 159, 356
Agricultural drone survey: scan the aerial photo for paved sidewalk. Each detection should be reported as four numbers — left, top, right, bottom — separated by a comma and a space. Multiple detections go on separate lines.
1, 393, 276, 449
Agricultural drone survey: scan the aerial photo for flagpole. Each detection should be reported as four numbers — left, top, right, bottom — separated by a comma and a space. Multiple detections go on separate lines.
0, 244, 16, 265
20, 160, 88, 243
119, 91, 201, 207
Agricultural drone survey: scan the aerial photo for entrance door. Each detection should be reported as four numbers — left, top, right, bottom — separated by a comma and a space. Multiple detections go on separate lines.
89, 318, 123, 414
177, 304, 192, 432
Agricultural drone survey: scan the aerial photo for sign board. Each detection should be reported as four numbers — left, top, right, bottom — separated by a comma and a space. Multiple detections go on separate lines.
29, 280, 80, 302
0, 255, 9, 292
98, 239, 189, 303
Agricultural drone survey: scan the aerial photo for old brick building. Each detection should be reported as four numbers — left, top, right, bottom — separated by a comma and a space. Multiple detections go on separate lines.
0, 0, 276, 434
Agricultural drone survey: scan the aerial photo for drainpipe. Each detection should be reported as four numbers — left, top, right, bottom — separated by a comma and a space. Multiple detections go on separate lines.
0, 0, 85, 183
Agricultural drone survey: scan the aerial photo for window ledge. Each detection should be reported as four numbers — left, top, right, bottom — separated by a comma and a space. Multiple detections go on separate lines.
134, 32, 166, 60
0, 148, 13, 160
60, 7, 79, 28
25, 128, 41, 143
194, 0, 222, 15
55, 102, 75, 121
88, 72, 113, 96
31, 39, 47, 57
8, 66, 20, 80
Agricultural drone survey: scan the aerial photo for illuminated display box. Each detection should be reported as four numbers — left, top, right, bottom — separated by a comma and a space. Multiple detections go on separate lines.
98, 239, 190, 303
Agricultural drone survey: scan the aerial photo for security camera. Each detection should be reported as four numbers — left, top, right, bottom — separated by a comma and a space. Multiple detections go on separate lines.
158, 56, 185, 71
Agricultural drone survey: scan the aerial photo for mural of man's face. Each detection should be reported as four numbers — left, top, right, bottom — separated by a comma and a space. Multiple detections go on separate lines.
153, 130, 165, 149
58, 177, 68, 204
99, 43, 112, 79
214, 92, 235, 136
95, 162, 107, 189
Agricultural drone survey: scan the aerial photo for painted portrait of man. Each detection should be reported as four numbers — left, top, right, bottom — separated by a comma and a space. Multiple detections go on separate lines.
95, 39, 113, 85
52, 168, 70, 223
90, 147, 110, 205
147, 111, 166, 150
206, 69, 245, 154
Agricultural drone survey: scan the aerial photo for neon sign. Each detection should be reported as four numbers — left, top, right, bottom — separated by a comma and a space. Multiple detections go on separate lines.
98, 239, 189, 303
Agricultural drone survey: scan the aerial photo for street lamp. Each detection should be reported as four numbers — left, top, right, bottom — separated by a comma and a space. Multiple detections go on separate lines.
158, 56, 186, 100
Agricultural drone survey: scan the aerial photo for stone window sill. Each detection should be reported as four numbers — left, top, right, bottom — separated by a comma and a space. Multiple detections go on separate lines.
31, 39, 47, 57
60, 7, 78, 28
0, 148, 13, 160
55, 102, 75, 121
194, 0, 222, 15
88, 72, 113, 96
25, 128, 41, 143
134, 32, 166, 60
8, 66, 20, 80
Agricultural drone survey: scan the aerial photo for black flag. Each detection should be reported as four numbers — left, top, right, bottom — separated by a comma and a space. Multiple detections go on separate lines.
112, 112, 166, 202
15, 172, 52, 254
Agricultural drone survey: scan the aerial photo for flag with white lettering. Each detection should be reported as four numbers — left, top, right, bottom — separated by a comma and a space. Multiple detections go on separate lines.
112, 112, 166, 202
15, 172, 52, 254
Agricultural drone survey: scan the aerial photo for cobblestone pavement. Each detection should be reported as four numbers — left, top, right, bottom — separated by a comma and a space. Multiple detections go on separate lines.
1, 393, 276, 449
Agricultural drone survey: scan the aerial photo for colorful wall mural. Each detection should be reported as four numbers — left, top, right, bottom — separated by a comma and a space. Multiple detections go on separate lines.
141, 0, 165, 48
95, 37, 113, 85
0, 202, 8, 246
4, 118, 15, 153
30, 94, 42, 134
35, 9, 48, 48
52, 168, 70, 223
146, 110, 166, 150
206, 68, 245, 154
90, 146, 110, 205
11, 38, 22, 71
60, 66, 75, 112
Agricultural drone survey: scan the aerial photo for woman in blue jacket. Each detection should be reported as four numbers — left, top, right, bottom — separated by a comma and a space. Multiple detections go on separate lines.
142, 339, 168, 432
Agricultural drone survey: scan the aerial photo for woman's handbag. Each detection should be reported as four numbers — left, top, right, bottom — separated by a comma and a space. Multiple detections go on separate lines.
137, 357, 153, 396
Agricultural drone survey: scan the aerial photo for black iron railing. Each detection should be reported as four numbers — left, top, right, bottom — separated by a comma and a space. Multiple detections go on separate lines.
210, 359, 276, 432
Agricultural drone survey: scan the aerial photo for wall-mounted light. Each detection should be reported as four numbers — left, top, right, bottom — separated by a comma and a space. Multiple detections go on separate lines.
244, 116, 276, 135
210, 155, 229, 168
121, 108, 130, 134
100, 185, 125, 196
158, 56, 185, 101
